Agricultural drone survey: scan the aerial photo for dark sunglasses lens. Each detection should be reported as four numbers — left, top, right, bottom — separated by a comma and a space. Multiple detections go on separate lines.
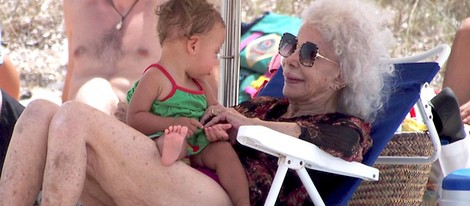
279, 33, 297, 57
300, 42, 318, 67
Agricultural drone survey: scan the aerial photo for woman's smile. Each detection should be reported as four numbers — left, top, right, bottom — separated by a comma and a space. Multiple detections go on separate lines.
284, 73, 303, 84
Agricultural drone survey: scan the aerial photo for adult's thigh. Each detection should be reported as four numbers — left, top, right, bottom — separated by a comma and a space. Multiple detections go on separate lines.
55, 102, 231, 205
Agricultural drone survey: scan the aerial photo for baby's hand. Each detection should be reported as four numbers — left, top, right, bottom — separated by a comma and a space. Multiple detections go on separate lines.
204, 123, 232, 142
173, 117, 203, 138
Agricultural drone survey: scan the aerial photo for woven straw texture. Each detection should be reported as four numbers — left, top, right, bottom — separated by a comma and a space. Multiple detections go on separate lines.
349, 132, 433, 206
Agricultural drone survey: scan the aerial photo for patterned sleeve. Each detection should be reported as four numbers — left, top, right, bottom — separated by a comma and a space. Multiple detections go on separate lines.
233, 97, 280, 118
234, 97, 372, 162
297, 115, 372, 162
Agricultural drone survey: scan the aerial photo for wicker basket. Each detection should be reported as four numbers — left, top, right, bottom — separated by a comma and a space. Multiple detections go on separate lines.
349, 132, 434, 206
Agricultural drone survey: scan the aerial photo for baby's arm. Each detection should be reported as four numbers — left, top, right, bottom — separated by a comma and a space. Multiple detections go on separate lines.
200, 77, 219, 106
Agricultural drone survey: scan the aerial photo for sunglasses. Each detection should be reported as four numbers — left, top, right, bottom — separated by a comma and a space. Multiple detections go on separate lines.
278, 32, 338, 67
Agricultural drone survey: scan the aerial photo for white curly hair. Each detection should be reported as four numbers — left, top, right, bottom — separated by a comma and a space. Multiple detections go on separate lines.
301, 0, 395, 122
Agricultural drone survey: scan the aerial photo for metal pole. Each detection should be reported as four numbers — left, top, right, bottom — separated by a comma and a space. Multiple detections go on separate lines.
219, 0, 240, 107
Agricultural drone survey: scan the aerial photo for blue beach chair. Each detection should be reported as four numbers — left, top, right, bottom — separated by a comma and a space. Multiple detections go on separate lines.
236, 44, 450, 205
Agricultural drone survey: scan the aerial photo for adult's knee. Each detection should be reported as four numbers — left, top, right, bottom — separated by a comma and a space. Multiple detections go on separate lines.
21, 99, 58, 120
11, 100, 58, 147
51, 101, 91, 130
50, 101, 109, 137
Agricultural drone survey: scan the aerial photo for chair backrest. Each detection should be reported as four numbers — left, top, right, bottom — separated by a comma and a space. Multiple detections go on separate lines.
329, 62, 440, 205
257, 44, 449, 205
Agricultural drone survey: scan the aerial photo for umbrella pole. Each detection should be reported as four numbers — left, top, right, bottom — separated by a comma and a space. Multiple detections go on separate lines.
219, 0, 241, 107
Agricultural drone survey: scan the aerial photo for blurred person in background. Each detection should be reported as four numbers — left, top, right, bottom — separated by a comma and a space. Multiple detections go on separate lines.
62, 0, 163, 116
443, 18, 470, 124
0, 56, 20, 100
0, 56, 23, 174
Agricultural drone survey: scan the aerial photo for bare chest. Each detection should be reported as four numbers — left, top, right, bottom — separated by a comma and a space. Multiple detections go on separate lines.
69, 0, 161, 69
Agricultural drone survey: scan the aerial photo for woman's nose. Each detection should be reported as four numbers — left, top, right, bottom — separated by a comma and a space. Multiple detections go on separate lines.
283, 51, 301, 69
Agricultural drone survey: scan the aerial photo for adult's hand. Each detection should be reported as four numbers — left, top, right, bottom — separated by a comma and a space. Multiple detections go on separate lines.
460, 100, 470, 124
200, 104, 226, 124
202, 106, 254, 130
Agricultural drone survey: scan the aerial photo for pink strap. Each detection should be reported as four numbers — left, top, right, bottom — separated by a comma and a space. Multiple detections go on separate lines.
240, 31, 264, 51
267, 53, 282, 78
144, 64, 177, 88
143, 64, 177, 101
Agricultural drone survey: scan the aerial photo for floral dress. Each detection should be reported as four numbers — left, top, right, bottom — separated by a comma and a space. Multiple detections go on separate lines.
232, 96, 372, 206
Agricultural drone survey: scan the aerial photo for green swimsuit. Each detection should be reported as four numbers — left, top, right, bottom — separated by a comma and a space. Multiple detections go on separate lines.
127, 64, 209, 155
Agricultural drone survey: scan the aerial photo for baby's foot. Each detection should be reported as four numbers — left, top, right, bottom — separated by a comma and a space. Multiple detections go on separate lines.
161, 125, 188, 166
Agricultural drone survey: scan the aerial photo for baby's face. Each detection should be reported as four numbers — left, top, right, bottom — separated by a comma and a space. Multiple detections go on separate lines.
189, 23, 226, 78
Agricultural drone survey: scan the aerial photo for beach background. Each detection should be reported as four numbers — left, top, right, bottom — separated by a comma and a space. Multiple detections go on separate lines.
1, 0, 469, 105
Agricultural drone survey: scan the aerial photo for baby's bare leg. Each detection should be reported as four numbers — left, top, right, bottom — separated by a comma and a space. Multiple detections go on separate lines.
157, 125, 188, 166
0, 100, 59, 205
44, 101, 231, 205
192, 141, 250, 206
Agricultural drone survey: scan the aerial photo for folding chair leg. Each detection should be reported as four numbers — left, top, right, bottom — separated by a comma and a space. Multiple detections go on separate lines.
265, 157, 289, 206
296, 168, 325, 206
265, 156, 326, 206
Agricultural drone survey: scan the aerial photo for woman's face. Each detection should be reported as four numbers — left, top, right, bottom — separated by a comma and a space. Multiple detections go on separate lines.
281, 23, 342, 102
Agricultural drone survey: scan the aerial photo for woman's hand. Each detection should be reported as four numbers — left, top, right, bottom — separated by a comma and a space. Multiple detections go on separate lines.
201, 106, 254, 130
200, 104, 226, 124
460, 100, 470, 124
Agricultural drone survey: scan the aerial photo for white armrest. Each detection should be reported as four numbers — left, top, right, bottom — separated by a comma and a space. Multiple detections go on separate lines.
236, 125, 379, 181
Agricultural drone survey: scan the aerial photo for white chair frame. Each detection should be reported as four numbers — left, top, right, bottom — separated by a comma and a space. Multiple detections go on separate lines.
236, 44, 451, 206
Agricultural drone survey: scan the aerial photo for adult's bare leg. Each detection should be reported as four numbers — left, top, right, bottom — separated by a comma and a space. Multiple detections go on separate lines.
443, 18, 470, 105
43, 101, 231, 205
0, 99, 59, 205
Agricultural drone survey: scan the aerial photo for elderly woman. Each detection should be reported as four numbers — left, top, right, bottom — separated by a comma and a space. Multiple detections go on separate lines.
0, 0, 394, 205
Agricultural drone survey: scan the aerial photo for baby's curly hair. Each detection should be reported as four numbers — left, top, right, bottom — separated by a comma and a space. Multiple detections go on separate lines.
156, 0, 225, 45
